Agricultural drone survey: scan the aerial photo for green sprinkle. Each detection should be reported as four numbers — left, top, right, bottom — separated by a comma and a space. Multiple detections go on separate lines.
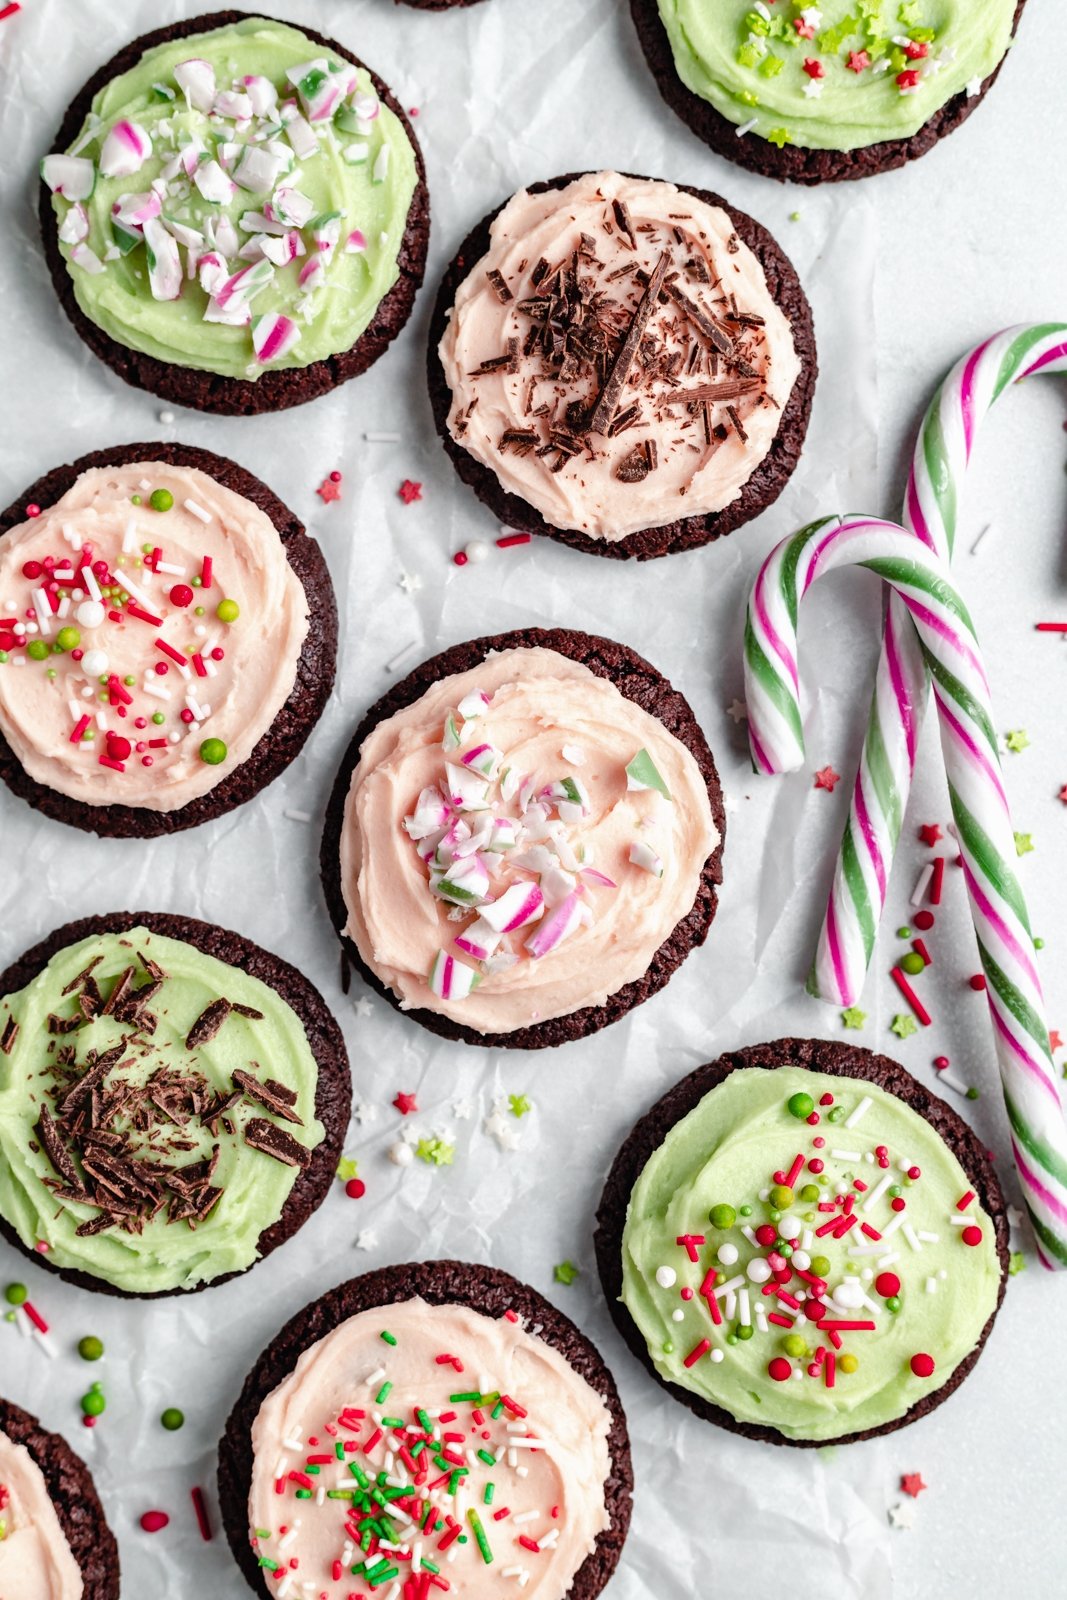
416, 1408, 433, 1433
1009, 1251, 1026, 1276
467, 1509, 494, 1565
161, 1407, 184, 1431
27, 640, 49, 661
896, 926, 912, 939
508, 1093, 531, 1118
254, 1529, 271, 1540
199, 736, 227, 765
80, 1390, 106, 1417
295, 1488, 312, 1499
305, 1464, 321, 1476
258, 1557, 280, 1572
490, 1399, 504, 1420
216, 597, 240, 624
708, 1202, 736, 1229
335, 1441, 345, 1460
4, 1284, 28, 1306
890, 1013, 918, 1040
380, 1330, 397, 1347
900, 951, 925, 976
966, 1086, 980, 1101
416, 1136, 455, 1166
450, 1392, 481, 1403
477, 1449, 495, 1466
327, 1489, 356, 1500
483, 1482, 495, 1505
152, 711, 165, 725
787, 1092, 814, 1120
420, 1559, 440, 1575
553, 1259, 580, 1286
149, 488, 174, 513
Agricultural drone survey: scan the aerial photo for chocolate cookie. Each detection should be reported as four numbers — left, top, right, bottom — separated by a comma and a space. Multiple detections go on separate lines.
320, 626, 726, 1048
629, 0, 1028, 186
217, 1260, 633, 1600
39, 10, 430, 416
427, 171, 816, 560
0, 441, 337, 838
0, 909, 351, 1299
595, 1036, 1010, 1447
0, 1397, 120, 1599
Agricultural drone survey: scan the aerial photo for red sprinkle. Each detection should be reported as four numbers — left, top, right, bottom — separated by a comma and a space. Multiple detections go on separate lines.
962, 1225, 983, 1247
768, 1357, 792, 1381
910, 1353, 935, 1378
69, 715, 91, 745
683, 1338, 711, 1369
496, 532, 532, 549
929, 857, 945, 905
452, 551, 468, 566
913, 909, 935, 931
398, 479, 423, 505
890, 966, 932, 1027
201, 556, 213, 589
956, 1190, 976, 1211
824, 1351, 836, 1389
875, 1272, 901, 1298
22, 1301, 48, 1334
140, 1510, 169, 1533
969, 974, 987, 992
344, 1178, 366, 1200
190, 1486, 212, 1541
25, 502, 40, 517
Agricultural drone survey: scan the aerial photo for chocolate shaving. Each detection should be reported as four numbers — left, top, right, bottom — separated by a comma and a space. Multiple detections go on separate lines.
232, 1067, 304, 1126
244, 1118, 311, 1169
726, 404, 749, 442
470, 337, 520, 377
0, 1016, 17, 1055
616, 443, 653, 484
37, 1104, 84, 1193
231, 1003, 264, 1020
500, 428, 539, 456
486, 268, 512, 303
588, 251, 670, 436
662, 281, 735, 356
611, 197, 636, 248
61, 956, 103, 997
100, 966, 136, 1017
185, 998, 232, 1050
664, 377, 762, 406
47, 1011, 84, 1035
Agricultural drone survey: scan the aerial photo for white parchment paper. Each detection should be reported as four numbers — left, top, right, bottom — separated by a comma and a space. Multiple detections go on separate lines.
1, 3, 1065, 1599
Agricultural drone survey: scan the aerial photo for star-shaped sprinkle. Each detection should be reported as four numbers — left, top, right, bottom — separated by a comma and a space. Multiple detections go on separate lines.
841, 1006, 867, 1031
1005, 729, 1030, 753
416, 1136, 454, 1167
336, 1156, 359, 1182
1014, 832, 1034, 857
553, 1260, 580, 1287
847, 49, 870, 72
1009, 1251, 1026, 1276
316, 474, 342, 504
508, 1093, 532, 1119
352, 1100, 379, 1125
900, 1474, 927, 1498
393, 1091, 418, 1116
398, 571, 423, 594
726, 699, 748, 724
918, 822, 942, 847
888, 1501, 915, 1530
814, 765, 841, 793
353, 997, 374, 1019
1050, 1030, 1063, 1052
398, 479, 423, 505
484, 1100, 520, 1151
891, 1013, 918, 1040
965, 75, 983, 96
768, 127, 793, 148
451, 1096, 474, 1121
356, 1229, 378, 1251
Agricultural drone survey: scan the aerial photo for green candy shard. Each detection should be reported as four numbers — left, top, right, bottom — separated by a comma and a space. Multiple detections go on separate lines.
625, 747, 672, 801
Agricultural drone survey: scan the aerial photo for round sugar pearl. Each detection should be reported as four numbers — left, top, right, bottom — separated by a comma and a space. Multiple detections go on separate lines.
81, 649, 109, 676
389, 1141, 414, 1167
655, 1266, 677, 1289
709, 1348, 725, 1364
746, 1258, 772, 1284
716, 1243, 739, 1267
464, 540, 490, 564
671, 1309, 684, 1323
778, 1214, 802, 1241
76, 600, 106, 630
791, 1250, 810, 1272
834, 1282, 865, 1309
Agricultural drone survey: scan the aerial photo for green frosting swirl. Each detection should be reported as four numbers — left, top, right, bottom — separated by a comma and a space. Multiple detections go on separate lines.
0, 928, 324, 1294
621, 1065, 1001, 1441
655, 0, 1018, 151
49, 17, 417, 378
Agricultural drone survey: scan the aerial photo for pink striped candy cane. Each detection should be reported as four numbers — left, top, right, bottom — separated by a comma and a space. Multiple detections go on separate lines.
809, 324, 1067, 1006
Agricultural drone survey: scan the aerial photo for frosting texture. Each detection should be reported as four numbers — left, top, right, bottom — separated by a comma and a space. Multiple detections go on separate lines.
655, 0, 1018, 152
248, 1296, 612, 1597
0, 928, 324, 1294
0, 462, 308, 811
0, 1429, 82, 1600
621, 1065, 1001, 1440
438, 171, 800, 540
45, 17, 418, 379
339, 646, 719, 1035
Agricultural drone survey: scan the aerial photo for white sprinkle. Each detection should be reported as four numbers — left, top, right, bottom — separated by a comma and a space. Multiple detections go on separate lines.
903, 1224, 922, 1252
512, 1510, 538, 1525
910, 862, 934, 905
917, 1230, 940, 1243
938, 1070, 971, 1096
141, 679, 171, 701
800, 1228, 813, 1252
158, 409, 175, 424
925, 1276, 938, 1294
949, 1214, 975, 1226
739, 1287, 751, 1328
387, 641, 418, 673
876, 1251, 900, 1268
285, 808, 312, 823
862, 1171, 894, 1212
32, 589, 52, 636
831, 1148, 862, 1162
118, 571, 155, 608
183, 497, 211, 523
713, 1274, 745, 1299
735, 117, 759, 137
671, 1309, 684, 1323
880, 1212, 905, 1240
844, 1095, 872, 1130
655, 1265, 677, 1289
157, 560, 187, 576
724, 1290, 737, 1319
754, 1305, 769, 1334
741, 1225, 759, 1247
364, 1366, 387, 1388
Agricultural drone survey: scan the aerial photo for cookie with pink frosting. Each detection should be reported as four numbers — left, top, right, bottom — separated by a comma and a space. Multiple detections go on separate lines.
0, 1396, 119, 1599
321, 627, 725, 1049
217, 1260, 632, 1600
0, 442, 336, 837
428, 170, 816, 559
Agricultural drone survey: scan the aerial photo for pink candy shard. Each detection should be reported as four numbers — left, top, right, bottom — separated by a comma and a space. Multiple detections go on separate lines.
99, 120, 152, 179
252, 313, 301, 363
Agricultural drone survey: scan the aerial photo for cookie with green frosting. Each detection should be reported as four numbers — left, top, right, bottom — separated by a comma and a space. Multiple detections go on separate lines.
39, 12, 429, 414
0, 912, 350, 1298
631, 0, 1026, 184
596, 1037, 1009, 1445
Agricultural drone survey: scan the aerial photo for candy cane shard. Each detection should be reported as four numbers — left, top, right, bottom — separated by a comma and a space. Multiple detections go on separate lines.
809, 325, 1067, 1007
744, 513, 1067, 1268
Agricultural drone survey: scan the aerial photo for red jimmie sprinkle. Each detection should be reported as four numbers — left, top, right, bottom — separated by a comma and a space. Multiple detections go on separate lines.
201, 556, 213, 589
496, 532, 532, 549
890, 966, 932, 1026
683, 1338, 711, 1368
190, 1486, 212, 1541
956, 1190, 976, 1211
22, 1301, 48, 1334
929, 857, 945, 905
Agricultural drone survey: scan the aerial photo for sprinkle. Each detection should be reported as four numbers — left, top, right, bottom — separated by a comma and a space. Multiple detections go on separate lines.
929, 857, 945, 904
467, 1509, 493, 1565
316, 475, 343, 504
191, 1486, 212, 1541
398, 480, 423, 505
284, 808, 311, 823
183, 498, 211, 523
683, 1339, 711, 1368
890, 967, 932, 1026
496, 532, 532, 550
843, 1096, 872, 1129
910, 863, 934, 905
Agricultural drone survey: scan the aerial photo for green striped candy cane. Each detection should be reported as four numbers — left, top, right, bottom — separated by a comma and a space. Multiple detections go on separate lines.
745, 513, 1067, 1268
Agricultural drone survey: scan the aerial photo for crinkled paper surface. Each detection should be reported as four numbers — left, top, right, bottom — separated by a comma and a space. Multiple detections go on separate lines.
0, 2, 1065, 1598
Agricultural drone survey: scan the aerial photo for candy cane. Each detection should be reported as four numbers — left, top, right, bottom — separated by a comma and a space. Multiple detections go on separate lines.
807, 325, 1067, 1006
744, 514, 1067, 1269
